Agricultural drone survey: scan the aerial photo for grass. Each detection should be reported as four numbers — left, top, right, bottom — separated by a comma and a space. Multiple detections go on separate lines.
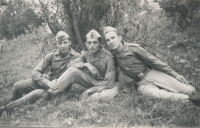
0, 28, 200, 127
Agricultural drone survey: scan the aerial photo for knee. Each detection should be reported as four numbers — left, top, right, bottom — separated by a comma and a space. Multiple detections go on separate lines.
67, 67, 79, 73
188, 86, 196, 95
63, 67, 80, 77
59, 67, 80, 80
138, 85, 160, 98
13, 81, 24, 92
31, 89, 44, 97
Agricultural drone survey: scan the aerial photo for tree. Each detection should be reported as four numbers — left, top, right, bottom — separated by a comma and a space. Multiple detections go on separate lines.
0, 0, 8, 6
38, 0, 124, 50
0, 0, 44, 39
156, 0, 200, 31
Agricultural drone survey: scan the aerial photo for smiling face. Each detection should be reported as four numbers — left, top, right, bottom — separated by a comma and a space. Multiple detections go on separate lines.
56, 38, 71, 54
105, 31, 122, 50
85, 38, 100, 54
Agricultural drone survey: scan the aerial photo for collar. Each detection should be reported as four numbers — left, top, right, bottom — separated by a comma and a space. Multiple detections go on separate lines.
110, 41, 129, 57
89, 49, 105, 62
54, 48, 76, 59
54, 49, 60, 55
69, 48, 78, 56
123, 41, 130, 52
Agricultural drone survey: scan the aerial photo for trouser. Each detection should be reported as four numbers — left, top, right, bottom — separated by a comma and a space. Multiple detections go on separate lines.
49, 67, 118, 100
6, 89, 44, 111
138, 69, 195, 101
89, 84, 119, 101
9, 78, 49, 101
6, 79, 71, 112
5, 79, 49, 112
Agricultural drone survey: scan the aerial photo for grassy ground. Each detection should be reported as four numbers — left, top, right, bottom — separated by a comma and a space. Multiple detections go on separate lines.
0, 28, 200, 127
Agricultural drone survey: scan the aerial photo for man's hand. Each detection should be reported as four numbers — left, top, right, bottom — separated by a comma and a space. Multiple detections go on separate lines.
47, 79, 60, 90
176, 75, 189, 85
80, 88, 98, 100
89, 87, 98, 93
80, 89, 90, 100
84, 63, 99, 77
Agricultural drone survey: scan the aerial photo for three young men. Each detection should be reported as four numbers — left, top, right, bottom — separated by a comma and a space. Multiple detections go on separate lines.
44, 29, 119, 101
1, 26, 199, 116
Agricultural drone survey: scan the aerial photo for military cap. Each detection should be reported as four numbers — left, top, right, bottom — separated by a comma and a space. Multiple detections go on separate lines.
56, 31, 70, 42
86, 29, 101, 39
103, 26, 118, 35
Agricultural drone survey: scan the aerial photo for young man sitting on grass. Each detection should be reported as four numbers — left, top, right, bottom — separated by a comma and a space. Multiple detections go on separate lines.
0, 31, 80, 116
103, 26, 200, 104
40, 29, 119, 101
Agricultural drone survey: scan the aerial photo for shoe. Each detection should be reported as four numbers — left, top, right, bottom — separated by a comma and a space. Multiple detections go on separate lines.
0, 106, 5, 116
192, 100, 200, 107
189, 93, 200, 101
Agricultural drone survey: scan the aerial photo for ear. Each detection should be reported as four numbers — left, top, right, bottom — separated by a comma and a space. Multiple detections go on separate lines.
69, 40, 72, 45
119, 35, 123, 41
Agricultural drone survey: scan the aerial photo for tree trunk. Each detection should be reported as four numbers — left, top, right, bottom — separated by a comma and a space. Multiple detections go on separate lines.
0, 43, 3, 53
62, 0, 83, 45
71, 13, 83, 45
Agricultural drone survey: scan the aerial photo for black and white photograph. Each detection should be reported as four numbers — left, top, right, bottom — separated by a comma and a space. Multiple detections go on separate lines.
0, 0, 200, 127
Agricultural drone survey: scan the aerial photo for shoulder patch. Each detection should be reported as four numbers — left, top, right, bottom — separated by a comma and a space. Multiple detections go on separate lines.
44, 51, 54, 60
82, 49, 88, 51
48, 49, 56, 53
103, 49, 113, 57
70, 48, 80, 56
81, 49, 88, 54
127, 42, 140, 47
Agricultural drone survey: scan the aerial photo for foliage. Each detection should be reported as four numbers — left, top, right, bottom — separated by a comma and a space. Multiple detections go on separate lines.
156, 0, 200, 31
37, 0, 112, 50
0, 0, 44, 39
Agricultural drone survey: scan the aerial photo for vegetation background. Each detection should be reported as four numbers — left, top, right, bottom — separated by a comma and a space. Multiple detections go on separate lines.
0, 0, 200, 127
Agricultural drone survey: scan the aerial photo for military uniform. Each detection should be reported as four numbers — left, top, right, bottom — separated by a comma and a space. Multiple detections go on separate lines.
50, 48, 118, 100
5, 48, 80, 111
111, 41, 195, 101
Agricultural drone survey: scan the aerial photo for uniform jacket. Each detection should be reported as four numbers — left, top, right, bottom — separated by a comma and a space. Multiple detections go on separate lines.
31, 48, 80, 88
111, 42, 179, 81
70, 48, 116, 91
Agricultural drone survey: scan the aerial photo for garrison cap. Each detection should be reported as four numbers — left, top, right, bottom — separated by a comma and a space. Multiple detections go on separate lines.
86, 29, 101, 39
103, 26, 118, 35
56, 31, 70, 42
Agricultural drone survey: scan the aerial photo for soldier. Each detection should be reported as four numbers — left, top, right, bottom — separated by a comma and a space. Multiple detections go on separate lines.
103, 26, 200, 103
44, 29, 118, 101
0, 31, 80, 116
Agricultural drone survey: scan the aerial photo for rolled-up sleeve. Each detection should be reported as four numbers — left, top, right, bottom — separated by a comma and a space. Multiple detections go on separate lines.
133, 46, 179, 78
31, 53, 53, 87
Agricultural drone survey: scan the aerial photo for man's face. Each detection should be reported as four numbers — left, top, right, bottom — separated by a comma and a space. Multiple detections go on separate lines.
105, 31, 121, 50
56, 38, 71, 54
85, 38, 100, 54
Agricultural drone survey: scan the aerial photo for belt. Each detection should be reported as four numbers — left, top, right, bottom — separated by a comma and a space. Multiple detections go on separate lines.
135, 68, 150, 83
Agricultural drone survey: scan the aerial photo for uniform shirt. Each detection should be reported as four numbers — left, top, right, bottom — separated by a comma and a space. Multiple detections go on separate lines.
71, 48, 116, 91
111, 42, 179, 81
31, 48, 80, 88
